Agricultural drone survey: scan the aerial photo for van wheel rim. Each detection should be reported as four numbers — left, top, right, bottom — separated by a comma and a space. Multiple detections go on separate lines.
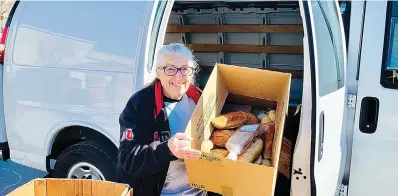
67, 162, 105, 181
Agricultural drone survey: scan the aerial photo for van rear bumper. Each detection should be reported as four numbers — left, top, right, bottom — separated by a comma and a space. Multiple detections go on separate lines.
0, 141, 10, 161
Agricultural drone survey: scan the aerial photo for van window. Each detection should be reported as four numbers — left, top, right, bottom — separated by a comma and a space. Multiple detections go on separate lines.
12, 2, 145, 73
312, 0, 345, 96
339, 1, 351, 49
147, 1, 168, 72
381, 1, 398, 89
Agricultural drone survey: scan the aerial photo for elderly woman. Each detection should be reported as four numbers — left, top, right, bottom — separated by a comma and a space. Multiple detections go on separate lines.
116, 43, 209, 196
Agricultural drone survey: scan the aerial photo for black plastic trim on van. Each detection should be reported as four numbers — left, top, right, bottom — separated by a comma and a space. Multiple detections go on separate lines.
359, 97, 380, 134
46, 155, 53, 173
302, 1, 317, 196
0, 141, 10, 161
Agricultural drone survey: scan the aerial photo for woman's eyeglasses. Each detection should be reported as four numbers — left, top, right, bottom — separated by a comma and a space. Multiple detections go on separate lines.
159, 66, 196, 76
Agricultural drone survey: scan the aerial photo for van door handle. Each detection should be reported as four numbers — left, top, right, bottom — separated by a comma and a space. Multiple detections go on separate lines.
359, 97, 379, 134
318, 111, 325, 162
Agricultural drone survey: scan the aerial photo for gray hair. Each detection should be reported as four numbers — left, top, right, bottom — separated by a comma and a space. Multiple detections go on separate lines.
147, 43, 200, 87
155, 43, 199, 69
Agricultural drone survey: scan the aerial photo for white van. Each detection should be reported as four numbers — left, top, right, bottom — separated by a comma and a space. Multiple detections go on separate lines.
0, 0, 392, 195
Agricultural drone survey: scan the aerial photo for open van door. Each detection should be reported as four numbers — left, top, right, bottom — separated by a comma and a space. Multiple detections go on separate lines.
292, 0, 347, 195
143, 0, 174, 85
348, 1, 398, 195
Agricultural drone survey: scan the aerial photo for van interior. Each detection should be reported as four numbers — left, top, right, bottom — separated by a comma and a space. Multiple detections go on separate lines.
163, 1, 304, 195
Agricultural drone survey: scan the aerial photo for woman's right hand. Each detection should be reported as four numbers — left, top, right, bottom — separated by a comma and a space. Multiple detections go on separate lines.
167, 133, 202, 160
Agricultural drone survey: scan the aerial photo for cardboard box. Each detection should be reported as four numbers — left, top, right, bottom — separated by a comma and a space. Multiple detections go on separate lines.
184, 63, 291, 196
7, 178, 132, 196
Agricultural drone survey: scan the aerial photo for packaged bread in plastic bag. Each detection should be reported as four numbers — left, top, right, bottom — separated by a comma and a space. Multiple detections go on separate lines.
237, 139, 263, 163
225, 124, 269, 160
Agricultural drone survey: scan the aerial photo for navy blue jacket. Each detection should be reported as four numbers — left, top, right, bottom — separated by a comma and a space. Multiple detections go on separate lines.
116, 79, 201, 196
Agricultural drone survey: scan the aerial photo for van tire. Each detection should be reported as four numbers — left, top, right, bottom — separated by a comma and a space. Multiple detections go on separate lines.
52, 140, 117, 181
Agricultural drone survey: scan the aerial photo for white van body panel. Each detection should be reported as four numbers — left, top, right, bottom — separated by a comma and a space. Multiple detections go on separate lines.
0, 65, 6, 144
293, 1, 347, 196
341, 0, 365, 181
3, 1, 156, 171
348, 1, 398, 195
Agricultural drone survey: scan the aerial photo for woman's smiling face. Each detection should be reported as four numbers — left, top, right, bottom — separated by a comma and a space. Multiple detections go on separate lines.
156, 52, 195, 100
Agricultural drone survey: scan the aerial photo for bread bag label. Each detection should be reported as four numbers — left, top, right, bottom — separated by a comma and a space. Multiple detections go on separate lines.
239, 124, 259, 132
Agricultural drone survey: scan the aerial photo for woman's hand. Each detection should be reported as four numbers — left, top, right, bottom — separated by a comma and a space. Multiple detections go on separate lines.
167, 133, 201, 160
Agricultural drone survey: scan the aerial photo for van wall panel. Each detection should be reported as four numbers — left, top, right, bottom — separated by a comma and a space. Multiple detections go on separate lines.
165, 6, 304, 102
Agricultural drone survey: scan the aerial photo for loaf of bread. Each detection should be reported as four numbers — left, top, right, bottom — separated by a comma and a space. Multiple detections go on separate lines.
211, 111, 247, 129
268, 110, 276, 122
210, 129, 234, 147
210, 148, 229, 157
237, 138, 263, 163
263, 123, 275, 159
261, 114, 273, 125
245, 112, 260, 124
261, 158, 272, 167
201, 140, 214, 153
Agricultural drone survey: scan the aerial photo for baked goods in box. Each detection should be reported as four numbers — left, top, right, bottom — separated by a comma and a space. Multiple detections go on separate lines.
263, 123, 275, 159
225, 124, 269, 160
244, 112, 260, 125
237, 138, 263, 163
210, 148, 229, 157
257, 110, 276, 159
211, 111, 247, 129
210, 129, 235, 147
261, 114, 273, 125
208, 108, 277, 167
201, 140, 214, 153
268, 110, 276, 122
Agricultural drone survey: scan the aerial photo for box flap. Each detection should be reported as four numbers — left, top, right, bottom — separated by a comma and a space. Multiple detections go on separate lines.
7, 178, 132, 196
186, 65, 228, 150
217, 63, 290, 102
7, 180, 36, 196
34, 179, 46, 195
271, 72, 291, 169
45, 179, 131, 196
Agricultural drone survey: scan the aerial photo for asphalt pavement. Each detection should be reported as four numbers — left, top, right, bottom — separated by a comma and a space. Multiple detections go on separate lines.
0, 157, 47, 195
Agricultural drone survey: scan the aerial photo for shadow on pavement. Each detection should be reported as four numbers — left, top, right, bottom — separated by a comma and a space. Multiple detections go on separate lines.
0, 159, 47, 195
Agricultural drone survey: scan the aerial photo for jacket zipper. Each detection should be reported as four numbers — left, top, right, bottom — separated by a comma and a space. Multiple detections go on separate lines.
140, 176, 145, 193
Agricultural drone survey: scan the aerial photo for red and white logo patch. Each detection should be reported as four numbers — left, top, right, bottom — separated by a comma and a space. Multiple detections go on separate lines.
154, 131, 160, 141
124, 128, 134, 141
